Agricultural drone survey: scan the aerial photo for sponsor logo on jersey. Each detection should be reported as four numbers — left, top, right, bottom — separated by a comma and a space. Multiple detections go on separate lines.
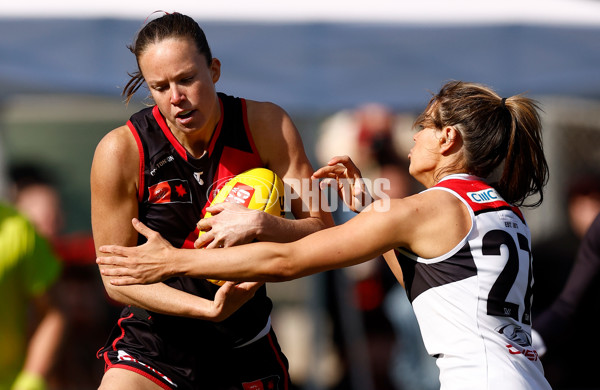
467, 188, 500, 204
117, 350, 177, 386
496, 324, 539, 361
148, 179, 192, 204
505, 344, 540, 361
150, 155, 175, 176
194, 171, 204, 185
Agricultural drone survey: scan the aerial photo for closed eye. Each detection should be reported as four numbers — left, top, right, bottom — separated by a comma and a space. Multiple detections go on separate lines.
180, 76, 194, 85
151, 84, 168, 92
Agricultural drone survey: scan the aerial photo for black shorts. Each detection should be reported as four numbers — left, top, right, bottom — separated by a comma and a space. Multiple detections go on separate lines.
97, 306, 291, 389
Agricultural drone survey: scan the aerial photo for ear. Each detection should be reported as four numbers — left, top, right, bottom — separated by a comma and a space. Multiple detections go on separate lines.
439, 126, 461, 155
210, 58, 221, 83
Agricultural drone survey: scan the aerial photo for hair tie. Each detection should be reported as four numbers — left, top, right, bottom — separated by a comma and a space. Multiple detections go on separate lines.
144, 10, 169, 24
501, 97, 507, 109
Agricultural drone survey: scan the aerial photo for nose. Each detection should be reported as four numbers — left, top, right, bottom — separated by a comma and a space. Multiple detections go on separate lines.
170, 85, 185, 105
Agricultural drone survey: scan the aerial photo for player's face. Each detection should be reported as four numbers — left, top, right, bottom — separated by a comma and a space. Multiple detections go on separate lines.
408, 126, 442, 186
139, 37, 221, 143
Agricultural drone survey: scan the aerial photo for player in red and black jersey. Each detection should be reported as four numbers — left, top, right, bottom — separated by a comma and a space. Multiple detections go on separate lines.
91, 12, 333, 390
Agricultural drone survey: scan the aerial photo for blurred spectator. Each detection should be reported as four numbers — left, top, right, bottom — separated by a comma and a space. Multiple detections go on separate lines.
0, 199, 64, 390
10, 165, 64, 241
532, 174, 600, 311
533, 212, 600, 390
315, 104, 437, 390
532, 173, 600, 388
9, 163, 119, 390
316, 103, 415, 195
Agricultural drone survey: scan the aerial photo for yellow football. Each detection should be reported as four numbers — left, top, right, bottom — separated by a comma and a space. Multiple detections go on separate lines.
203, 168, 285, 285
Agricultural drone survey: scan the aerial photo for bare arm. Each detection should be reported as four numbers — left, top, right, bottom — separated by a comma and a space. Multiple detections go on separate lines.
91, 126, 258, 321
382, 250, 405, 289
18, 291, 66, 385
196, 101, 334, 249
98, 190, 470, 286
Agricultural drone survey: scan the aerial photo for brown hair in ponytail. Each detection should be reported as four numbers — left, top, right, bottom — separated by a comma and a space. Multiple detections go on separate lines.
414, 80, 549, 207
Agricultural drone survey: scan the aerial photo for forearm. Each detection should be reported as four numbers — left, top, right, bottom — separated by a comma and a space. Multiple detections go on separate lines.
177, 241, 294, 282
178, 220, 380, 282
22, 306, 65, 378
255, 213, 331, 243
102, 280, 223, 320
99, 210, 392, 288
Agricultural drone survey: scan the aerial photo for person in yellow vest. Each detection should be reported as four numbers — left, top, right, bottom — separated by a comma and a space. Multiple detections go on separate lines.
0, 202, 64, 390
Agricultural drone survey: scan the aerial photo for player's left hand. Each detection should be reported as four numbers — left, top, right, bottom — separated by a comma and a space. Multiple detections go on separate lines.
195, 202, 263, 249
97, 218, 175, 285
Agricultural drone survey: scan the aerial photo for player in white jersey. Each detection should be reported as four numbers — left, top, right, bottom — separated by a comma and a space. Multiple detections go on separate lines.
97, 81, 553, 389
396, 174, 546, 389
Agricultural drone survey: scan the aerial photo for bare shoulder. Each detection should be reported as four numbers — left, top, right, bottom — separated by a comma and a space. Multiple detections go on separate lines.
377, 189, 471, 258
245, 99, 288, 126
91, 125, 139, 187
245, 100, 300, 146
94, 125, 136, 159
91, 124, 140, 251
244, 99, 308, 176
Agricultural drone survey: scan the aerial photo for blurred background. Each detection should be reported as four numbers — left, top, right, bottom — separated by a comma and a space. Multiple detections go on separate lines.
1, 1, 599, 389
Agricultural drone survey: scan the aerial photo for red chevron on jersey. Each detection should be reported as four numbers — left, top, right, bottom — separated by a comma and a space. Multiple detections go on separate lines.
182, 227, 200, 249
435, 177, 524, 220
202, 145, 262, 216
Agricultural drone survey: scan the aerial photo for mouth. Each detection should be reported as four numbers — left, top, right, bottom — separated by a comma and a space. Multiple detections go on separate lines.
176, 110, 195, 120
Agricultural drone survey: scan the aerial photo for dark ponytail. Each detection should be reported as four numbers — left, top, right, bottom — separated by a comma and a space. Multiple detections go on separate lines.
415, 81, 549, 207
497, 94, 548, 207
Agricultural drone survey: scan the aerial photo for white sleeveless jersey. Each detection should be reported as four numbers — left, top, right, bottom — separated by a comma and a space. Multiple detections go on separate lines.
395, 174, 551, 390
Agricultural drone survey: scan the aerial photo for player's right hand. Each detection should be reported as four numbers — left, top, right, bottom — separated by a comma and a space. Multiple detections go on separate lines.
97, 218, 175, 285
312, 155, 373, 213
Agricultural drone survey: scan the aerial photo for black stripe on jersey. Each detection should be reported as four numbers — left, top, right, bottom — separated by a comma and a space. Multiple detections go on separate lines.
399, 242, 477, 303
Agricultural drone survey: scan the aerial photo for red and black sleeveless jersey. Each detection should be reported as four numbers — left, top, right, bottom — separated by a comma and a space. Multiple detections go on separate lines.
127, 93, 273, 346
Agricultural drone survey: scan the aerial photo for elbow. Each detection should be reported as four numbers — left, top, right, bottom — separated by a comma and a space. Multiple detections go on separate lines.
101, 281, 128, 305
266, 247, 302, 282
270, 261, 295, 282
104, 286, 121, 302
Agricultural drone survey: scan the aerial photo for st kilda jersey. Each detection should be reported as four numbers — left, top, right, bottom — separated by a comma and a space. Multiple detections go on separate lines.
127, 93, 273, 346
394, 174, 551, 390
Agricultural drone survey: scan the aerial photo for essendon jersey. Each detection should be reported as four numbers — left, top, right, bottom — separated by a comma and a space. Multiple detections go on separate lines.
127, 93, 273, 346
394, 174, 550, 390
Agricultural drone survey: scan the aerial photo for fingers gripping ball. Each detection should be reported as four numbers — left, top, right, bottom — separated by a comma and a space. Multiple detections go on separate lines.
203, 168, 285, 285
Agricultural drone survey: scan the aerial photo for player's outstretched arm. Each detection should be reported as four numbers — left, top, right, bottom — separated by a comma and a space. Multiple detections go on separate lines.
98, 189, 469, 287
98, 196, 409, 286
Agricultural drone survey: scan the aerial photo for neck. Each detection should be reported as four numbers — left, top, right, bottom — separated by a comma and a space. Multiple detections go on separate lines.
170, 113, 221, 158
